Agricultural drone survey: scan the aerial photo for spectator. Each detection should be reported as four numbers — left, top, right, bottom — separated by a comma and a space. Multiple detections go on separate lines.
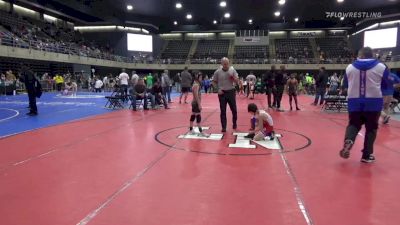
179, 67, 192, 104
161, 70, 172, 103
131, 71, 139, 87
313, 67, 329, 105
94, 77, 103, 93
174, 72, 181, 92
339, 47, 390, 163
131, 79, 155, 111
151, 81, 169, 109
146, 73, 154, 89
118, 69, 129, 99
53, 74, 64, 92
381, 71, 400, 124
263, 66, 276, 108
329, 73, 340, 92
274, 65, 287, 111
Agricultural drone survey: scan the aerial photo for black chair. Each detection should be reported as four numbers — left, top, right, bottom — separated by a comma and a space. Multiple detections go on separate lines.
105, 87, 125, 109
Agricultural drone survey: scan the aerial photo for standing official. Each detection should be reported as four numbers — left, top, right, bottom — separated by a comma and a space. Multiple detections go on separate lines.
213, 57, 239, 132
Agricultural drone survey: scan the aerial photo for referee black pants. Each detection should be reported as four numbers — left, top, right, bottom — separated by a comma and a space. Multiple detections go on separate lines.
218, 89, 237, 130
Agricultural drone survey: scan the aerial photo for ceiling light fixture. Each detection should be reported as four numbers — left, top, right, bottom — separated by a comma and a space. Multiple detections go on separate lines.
278, 0, 286, 5
220, 1, 227, 7
337, 0, 344, 3
175, 3, 182, 9
126, 5, 133, 10
186, 14, 192, 19
274, 11, 280, 17
224, 13, 230, 18
174, 21, 178, 25
213, 20, 217, 24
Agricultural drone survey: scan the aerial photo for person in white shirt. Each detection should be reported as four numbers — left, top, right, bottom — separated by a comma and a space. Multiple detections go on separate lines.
246, 71, 257, 99
118, 69, 129, 99
102, 75, 108, 91
131, 71, 139, 87
95, 78, 103, 93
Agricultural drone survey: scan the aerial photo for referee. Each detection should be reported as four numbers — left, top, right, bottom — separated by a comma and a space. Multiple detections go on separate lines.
212, 57, 239, 132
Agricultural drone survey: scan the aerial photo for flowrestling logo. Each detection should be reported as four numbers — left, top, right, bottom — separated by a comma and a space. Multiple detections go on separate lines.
326, 12, 382, 19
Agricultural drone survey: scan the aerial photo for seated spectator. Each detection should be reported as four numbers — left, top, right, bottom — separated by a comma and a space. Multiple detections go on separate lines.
131, 79, 155, 111
151, 81, 169, 109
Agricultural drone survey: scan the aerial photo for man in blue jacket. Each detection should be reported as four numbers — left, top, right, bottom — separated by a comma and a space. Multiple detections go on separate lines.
339, 47, 389, 163
381, 71, 400, 124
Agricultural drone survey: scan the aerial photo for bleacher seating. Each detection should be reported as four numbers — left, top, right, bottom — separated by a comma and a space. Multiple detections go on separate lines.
193, 40, 230, 59
275, 38, 313, 60
234, 45, 269, 59
316, 37, 352, 59
0, 57, 72, 77
161, 40, 192, 59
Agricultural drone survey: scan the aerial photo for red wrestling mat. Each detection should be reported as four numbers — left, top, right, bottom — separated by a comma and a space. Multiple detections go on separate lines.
1, 94, 400, 225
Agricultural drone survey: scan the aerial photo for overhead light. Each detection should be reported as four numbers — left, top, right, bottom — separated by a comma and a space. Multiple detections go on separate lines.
175, 3, 182, 9
174, 21, 178, 25
220, 32, 236, 36
337, 0, 344, 2
380, 20, 400, 26
160, 33, 182, 37
278, 0, 286, 5
186, 14, 192, 19
13, 4, 36, 14
224, 13, 230, 18
340, 17, 344, 21
274, 11, 280, 17
294, 17, 299, 22
74, 26, 116, 31
44, 14, 57, 21
117, 26, 141, 31
213, 20, 217, 24
127, 5, 133, 10
248, 19, 253, 24
220, 1, 227, 7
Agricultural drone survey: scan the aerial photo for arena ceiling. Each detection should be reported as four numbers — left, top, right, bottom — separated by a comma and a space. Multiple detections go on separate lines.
16, 0, 400, 32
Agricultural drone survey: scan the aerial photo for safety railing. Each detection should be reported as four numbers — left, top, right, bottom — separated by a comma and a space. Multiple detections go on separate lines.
1, 36, 399, 65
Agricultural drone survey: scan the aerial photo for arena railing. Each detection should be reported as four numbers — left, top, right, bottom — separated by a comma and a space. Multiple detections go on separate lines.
1, 36, 399, 65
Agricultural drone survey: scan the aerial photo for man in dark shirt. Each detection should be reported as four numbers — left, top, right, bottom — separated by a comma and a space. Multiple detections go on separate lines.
19, 65, 39, 116
274, 65, 287, 111
131, 79, 155, 111
313, 67, 329, 105
263, 65, 276, 108
151, 81, 169, 109
179, 67, 192, 104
